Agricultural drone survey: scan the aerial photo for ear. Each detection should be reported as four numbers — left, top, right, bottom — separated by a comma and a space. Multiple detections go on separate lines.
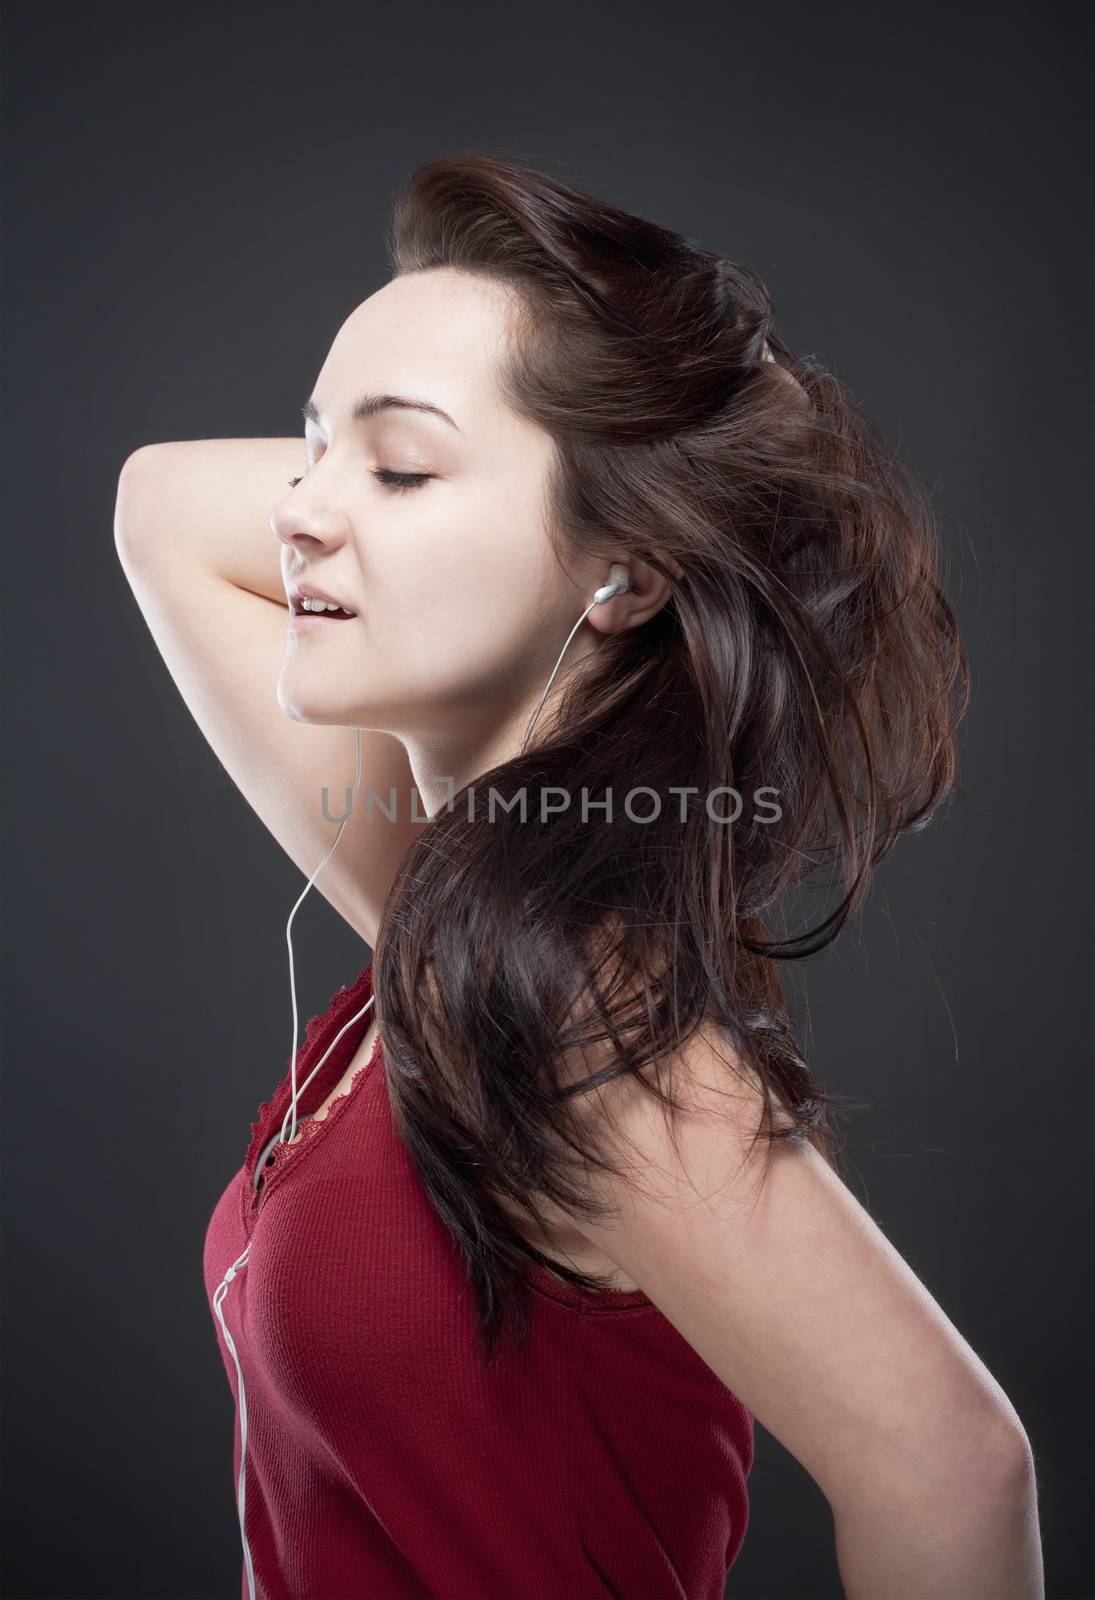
585, 554, 677, 636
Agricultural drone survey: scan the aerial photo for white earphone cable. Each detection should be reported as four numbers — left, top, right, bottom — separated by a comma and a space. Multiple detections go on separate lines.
213, 565, 629, 1600
520, 564, 629, 753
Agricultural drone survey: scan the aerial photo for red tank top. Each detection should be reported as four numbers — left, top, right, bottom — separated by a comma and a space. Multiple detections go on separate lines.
203, 960, 754, 1598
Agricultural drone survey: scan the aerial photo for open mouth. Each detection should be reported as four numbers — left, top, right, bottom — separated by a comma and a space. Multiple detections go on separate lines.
291, 601, 358, 620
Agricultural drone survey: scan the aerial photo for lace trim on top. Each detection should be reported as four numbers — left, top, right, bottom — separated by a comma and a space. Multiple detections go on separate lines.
243, 962, 376, 1192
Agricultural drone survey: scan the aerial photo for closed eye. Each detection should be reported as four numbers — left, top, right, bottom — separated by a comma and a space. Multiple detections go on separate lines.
286, 467, 435, 491
373, 469, 434, 491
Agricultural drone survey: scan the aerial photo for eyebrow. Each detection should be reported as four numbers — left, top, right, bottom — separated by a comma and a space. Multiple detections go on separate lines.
301, 392, 460, 432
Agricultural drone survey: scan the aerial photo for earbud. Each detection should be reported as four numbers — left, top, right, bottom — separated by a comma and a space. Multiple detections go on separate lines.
593, 563, 631, 605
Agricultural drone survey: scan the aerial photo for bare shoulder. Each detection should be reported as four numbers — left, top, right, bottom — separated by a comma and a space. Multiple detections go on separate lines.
561, 1013, 799, 1208
565, 1020, 1029, 1510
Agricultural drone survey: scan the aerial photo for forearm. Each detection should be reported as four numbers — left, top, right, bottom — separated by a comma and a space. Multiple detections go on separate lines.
116, 438, 305, 603
832, 1454, 1044, 1600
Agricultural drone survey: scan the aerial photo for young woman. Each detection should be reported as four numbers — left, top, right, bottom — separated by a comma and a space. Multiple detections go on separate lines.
114, 153, 1042, 1600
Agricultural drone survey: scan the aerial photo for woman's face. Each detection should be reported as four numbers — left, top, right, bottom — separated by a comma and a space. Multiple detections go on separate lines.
271, 268, 601, 761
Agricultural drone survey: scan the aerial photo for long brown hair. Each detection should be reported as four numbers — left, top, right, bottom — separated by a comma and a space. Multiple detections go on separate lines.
371, 152, 971, 1366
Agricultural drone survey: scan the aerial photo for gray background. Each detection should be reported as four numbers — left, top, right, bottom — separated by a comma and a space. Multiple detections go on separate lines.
3, 3, 1089, 1596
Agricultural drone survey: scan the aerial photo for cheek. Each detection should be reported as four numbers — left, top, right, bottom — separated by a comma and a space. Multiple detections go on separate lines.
378, 489, 551, 628
360, 471, 564, 681
404, 577, 530, 689
381, 565, 556, 708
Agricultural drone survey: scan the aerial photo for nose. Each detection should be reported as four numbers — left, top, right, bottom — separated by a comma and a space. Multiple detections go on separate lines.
269, 492, 351, 557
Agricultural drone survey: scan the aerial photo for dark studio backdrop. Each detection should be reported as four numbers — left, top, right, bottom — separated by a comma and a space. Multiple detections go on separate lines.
2, 4, 1089, 1597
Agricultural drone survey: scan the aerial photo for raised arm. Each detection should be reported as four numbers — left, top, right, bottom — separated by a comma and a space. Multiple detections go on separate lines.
113, 439, 424, 950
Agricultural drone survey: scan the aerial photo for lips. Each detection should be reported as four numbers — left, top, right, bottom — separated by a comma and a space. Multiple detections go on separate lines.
288, 585, 359, 617
287, 607, 357, 630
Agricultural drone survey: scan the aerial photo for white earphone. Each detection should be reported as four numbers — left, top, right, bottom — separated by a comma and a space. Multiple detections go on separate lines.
211, 562, 631, 1600
593, 561, 632, 606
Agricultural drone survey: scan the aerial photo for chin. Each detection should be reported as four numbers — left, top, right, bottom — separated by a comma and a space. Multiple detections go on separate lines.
276, 679, 342, 725
276, 677, 389, 731
279, 700, 356, 727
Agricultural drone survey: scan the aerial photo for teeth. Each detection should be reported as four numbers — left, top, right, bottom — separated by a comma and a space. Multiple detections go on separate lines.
300, 597, 347, 613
